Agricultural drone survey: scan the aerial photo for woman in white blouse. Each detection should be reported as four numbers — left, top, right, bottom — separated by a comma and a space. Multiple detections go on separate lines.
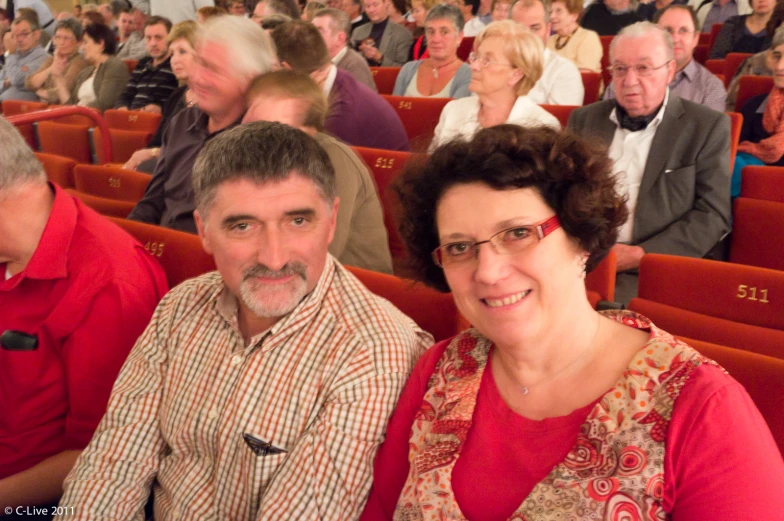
430, 20, 559, 150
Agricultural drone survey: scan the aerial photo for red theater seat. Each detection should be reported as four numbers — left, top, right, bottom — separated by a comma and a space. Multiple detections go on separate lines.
382, 95, 451, 148
740, 166, 784, 203
729, 197, 784, 272
35, 152, 77, 188
369, 67, 401, 95
73, 164, 151, 202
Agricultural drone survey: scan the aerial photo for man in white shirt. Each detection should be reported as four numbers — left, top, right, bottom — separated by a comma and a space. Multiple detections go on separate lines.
509, 0, 584, 105
568, 22, 731, 303
312, 8, 377, 91
150, 0, 214, 24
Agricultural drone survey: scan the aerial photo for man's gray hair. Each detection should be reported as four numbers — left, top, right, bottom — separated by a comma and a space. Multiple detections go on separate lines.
426, 4, 465, 33
200, 16, 278, 80
12, 15, 39, 32
610, 21, 673, 62
313, 7, 351, 38
193, 122, 336, 213
510, 0, 551, 24
772, 25, 784, 49
55, 17, 83, 41
0, 117, 46, 191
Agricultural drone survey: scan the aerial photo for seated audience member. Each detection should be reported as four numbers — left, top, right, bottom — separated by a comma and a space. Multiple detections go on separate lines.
581, 0, 643, 35
604, 5, 727, 111
115, 15, 178, 113
344, 0, 370, 33
431, 21, 560, 150
393, 4, 472, 98
123, 21, 199, 172
358, 123, 784, 521
312, 7, 377, 91
260, 13, 293, 30
733, 26, 784, 196
386, 0, 415, 30
512, 0, 584, 105
709, 0, 774, 58
252, 0, 302, 20
68, 23, 130, 111
693, 0, 752, 33
272, 20, 410, 150
0, 116, 168, 516
352, 0, 413, 66
245, 70, 394, 273
97, 3, 117, 31
116, 8, 148, 59
60, 121, 431, 521
451, 0, 485, 36
491, 0, 512, 20
128, 16, 275, 233
228, 0, 248, 16
24, 18, 88, 104
303, 1, 326, 21
725, 1, 784, 108
197, 5, 229, 23
0, 8, 9, 30
408, 0, 437, 60
14, 0, 55, 37
568, 22, 731, 303
80, 10, 105, 29
0, 17, 48, 101
637, 0, 674, 21
547, 0, 602, 72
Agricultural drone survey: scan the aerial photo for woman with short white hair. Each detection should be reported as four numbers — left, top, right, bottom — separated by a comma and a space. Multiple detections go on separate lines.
430, 20, 559, 150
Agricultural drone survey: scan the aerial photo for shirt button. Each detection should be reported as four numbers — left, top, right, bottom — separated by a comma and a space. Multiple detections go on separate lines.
231, 355, 242, 366
208, 408, 218, 420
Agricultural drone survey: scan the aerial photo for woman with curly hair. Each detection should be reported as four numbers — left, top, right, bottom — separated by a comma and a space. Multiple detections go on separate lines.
359, 125, 784, 520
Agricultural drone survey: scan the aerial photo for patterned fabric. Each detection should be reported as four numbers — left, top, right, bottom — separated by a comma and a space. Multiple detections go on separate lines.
394, 310, 719, 521
115, 55, 178, 110
738, 87, 784, 163
59, 256, 432, 521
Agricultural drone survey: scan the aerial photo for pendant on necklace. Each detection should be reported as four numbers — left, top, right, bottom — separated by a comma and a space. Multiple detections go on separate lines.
521, 386, 529, 395
433, 68, 439, 79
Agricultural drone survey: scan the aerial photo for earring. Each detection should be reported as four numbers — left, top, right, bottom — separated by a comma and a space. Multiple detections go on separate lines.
579, 255, 588, 279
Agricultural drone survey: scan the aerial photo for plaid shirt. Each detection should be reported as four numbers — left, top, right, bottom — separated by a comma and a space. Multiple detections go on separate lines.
115, 55, 178, 110
59, 256, 432, 520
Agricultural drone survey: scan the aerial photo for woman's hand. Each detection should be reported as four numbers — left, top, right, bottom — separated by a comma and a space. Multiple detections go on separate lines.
123, 148, 157, 171
141, 104, 162, 114
50, 54, 68, 78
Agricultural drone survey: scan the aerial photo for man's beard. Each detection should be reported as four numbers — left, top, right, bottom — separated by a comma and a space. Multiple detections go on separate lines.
239, 261, 309, 318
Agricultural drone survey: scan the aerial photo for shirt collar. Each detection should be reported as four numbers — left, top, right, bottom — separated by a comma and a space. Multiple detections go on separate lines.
332, 45, 348, 65
212, 255, 339, 350
323, 65, 338, 97
15, 47, 39, 59
676, 58, 698, 83
16, 183, 77, 282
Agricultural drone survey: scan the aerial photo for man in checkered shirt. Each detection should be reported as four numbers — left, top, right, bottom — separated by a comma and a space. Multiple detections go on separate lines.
58, 121, 432, 520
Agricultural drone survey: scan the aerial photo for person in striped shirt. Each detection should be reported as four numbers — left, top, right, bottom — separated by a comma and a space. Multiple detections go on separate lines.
58, 121, 432, 521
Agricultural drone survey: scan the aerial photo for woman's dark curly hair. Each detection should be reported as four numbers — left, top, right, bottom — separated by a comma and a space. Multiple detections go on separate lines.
395, 124, 628, 293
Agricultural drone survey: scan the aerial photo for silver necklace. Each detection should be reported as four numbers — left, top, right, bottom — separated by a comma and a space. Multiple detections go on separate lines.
501, 316, 602, 395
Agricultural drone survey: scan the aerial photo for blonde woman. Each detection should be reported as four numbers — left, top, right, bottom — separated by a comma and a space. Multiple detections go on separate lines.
430, 20, 559, 150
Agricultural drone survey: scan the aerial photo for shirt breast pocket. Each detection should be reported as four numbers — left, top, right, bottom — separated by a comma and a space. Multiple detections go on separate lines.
249, 448, 289, 496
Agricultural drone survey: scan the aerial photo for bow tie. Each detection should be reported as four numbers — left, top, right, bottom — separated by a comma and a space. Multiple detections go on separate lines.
615, 102, 661, 132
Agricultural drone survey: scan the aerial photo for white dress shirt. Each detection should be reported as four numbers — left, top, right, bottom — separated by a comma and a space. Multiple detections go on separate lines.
463, 17, 486, 37
430, 95, 561, 150
527, 48, 585, 106
609, 90, 670, 244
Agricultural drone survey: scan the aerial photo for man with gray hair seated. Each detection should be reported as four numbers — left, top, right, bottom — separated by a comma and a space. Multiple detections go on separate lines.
0, 17, 47, 101
568, 21, 731, 303
312, 7, 377, 91
128, 15, 276, 234
116, 7, 148, 60
59, 120, 431, 521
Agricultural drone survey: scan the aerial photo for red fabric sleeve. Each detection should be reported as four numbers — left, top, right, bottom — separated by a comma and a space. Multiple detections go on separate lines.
664, 364, 784, 518
61, 278, 162, 450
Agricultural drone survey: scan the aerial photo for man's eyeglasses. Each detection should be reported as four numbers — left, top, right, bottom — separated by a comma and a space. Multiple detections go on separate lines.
14, 31, 33, 39
432, 216, 561, 268
468, 52, 515, 70
608, 60, 672, 78
662, 27, 694, 37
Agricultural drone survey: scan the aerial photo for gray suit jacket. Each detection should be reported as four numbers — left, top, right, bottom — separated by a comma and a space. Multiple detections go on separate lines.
568, 96, 731, 259
336, 47, 378, 92
351, 20, 413, 67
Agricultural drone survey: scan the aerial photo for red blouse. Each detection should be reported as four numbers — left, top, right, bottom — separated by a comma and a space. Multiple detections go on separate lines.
361, 338, 784, 520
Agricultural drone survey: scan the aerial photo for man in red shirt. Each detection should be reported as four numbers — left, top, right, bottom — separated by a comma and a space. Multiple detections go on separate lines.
0, 117, 169, 517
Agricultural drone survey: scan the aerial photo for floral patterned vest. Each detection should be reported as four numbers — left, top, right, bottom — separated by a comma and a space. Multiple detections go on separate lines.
393, 311, 719, 521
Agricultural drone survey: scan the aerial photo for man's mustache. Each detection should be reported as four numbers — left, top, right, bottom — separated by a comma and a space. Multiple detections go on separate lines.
242, 262, 307, 282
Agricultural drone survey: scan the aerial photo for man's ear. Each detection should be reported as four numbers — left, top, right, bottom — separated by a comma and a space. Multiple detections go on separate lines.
194, 209, 214, 255
280, 61, 292, 69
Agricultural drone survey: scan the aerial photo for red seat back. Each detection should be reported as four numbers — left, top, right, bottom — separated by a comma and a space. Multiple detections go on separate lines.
369, 67, 402, 95
726, 111, 742, 172
628, 254, 784, 359
108, 218, 216, 288
724, 53, 753, 87
457, 36, 475, 61
93, 127, 153, 164
34, 152, 77, 188
346, 265, 460, 342
73, 164, 151, 202
740, 165, 784, 203
585, 250, 616, 303
735, 75, 774, 111
37, 122, 93, 164
580, 71, 601, 105
599, 35, 613, 88
66, 189, 136, 218
729, 198, 784, 272
381, 95, 451, 148
104, 109, 162, 133
693, 44, 708, 65
541, 105, 578, 128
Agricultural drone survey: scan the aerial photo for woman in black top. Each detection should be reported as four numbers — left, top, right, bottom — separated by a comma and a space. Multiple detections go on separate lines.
709, 0, 775, 59
580, 0, 643, 36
